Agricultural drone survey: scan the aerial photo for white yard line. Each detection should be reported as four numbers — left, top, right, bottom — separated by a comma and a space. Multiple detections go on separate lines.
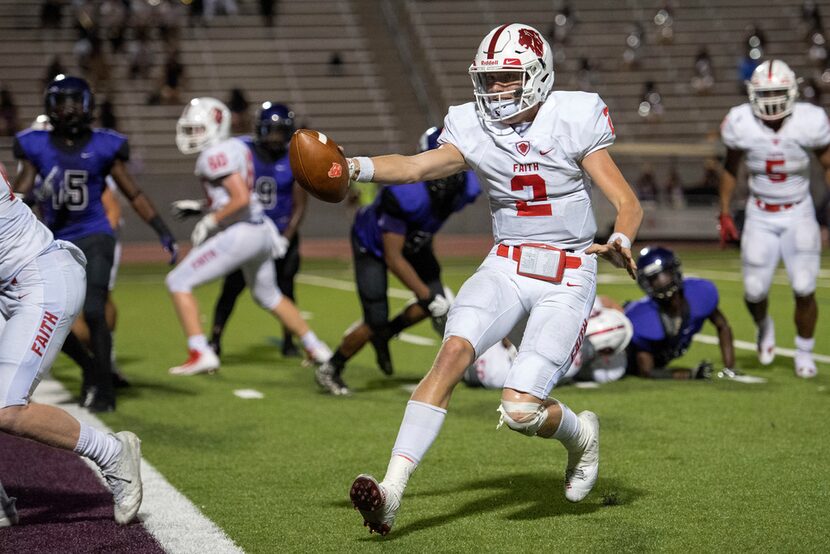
32, 379, 244, 554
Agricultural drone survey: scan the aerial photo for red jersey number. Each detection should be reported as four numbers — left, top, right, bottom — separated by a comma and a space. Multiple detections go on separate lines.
765, 159, 787, 183
208, 153, 228, 173
511, 174, 552, 216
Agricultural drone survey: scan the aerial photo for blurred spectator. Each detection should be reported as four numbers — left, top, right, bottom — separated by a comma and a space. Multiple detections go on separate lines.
691, 47, 715, 94
666, 162, 685, 209
260, 0, 277, 27
77, 33, 110, 93
801, 1, 823, 39
576, 57, 597, 91
737, 25, 764, 91
623, 22, 644, 69
40, 0, 63, 29
801, 77, 823, 104
128, 28, 153, 80
807, 30, 828, 68
73, 0, 98, 42
43, 55, 66, 87
148, 49, 186, 105
99, 0, 127, 53
635, 164, 658, 202
653, 1, 674, 45
203, 0, 238, 23
0, 86, 19, 136
99, 98, 117, 130
548, 1, 575, 46
683, 158, 721, 207
638, 80, 664, 120
158, 0, 186, 49
329, 51, 344, 76
227, 88, 251, 134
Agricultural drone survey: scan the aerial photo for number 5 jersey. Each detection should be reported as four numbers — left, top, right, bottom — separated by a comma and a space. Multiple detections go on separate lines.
14, 128, 128, 240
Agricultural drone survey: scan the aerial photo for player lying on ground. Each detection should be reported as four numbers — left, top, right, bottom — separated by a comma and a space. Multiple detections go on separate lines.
166, 97, 331, 375
329, 24, 642, 535
0, 174, 142, 525
718, 59, 830, 378
315, 126, 481, 396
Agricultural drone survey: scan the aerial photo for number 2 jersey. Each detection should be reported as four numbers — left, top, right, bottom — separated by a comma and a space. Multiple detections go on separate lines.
0, 174, 54, 286
14, 128, 128, 241
720, 102, 830, 204
194, 137, 264, 226
438, 91, 615, 252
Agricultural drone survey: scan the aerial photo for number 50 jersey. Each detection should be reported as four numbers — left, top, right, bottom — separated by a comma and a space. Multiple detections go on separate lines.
14, 128, 128, 241
439, 91, 615, 253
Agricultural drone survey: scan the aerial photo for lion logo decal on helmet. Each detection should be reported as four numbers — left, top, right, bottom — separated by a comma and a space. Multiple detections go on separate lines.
518, 28, 544, 57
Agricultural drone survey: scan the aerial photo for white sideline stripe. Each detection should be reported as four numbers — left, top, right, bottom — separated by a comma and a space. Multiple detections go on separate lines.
398, 332, 437, 346
295, 273, 830, 363
233, 389, 265, 399
31, 379, 244, 554
692, 334, 830, 364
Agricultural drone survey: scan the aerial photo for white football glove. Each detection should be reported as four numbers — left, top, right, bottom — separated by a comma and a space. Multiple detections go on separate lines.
271, 234, 290, 259
427, 294, 450, 318
190, 214, 218, 247
170, 199, 206, 220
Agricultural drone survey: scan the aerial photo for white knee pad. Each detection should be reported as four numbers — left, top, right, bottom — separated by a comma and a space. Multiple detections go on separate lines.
743, 273, 768, 303
497, 400, 548, 437
791, 268, 816, 297
252, 286, 282, 311
165, 267, 193, 294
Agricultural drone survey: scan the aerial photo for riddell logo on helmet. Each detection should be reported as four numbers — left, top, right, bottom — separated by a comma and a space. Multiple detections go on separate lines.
480, 59, 499, 66
518, 28, 544, 57
328, 162, 342, 178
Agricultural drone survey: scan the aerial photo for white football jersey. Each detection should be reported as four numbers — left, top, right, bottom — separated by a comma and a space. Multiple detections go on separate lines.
721, 102, 830, 204
439, 91, 615, 252
195, 137, 263, 226
0, 174, 54, 284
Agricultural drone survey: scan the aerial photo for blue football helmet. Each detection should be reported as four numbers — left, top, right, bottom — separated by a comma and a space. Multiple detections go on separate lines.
44, 75, 94, 137
636, 246, 683, 300
256, 102, 295, 157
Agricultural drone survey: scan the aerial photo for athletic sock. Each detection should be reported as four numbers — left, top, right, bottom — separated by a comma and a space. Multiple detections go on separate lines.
187, 334, 209, 352
551, 402, 585, 452
74, 422, 122, 470
330, 350, 348, 372
795, 336, 815, 354
300, 330, 322, 351
386, 400, 446, 492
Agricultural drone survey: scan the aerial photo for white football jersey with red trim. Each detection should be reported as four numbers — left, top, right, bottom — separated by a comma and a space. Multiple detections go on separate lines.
721, 102, 830, 204
195, 137, 263, 225
0, 174, 54, 284
439, 91, 615, 252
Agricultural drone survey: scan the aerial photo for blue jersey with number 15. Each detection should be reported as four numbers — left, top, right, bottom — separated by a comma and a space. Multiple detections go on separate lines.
14, 128, 128, 241
240, 136, 295, 233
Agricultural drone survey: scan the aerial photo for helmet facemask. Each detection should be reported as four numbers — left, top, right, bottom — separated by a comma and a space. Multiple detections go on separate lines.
748, 85, 797, 121
176, 120, 209, 155
46, 90, 93, 137
175, 98, 230, 155
471, 68, 543, 123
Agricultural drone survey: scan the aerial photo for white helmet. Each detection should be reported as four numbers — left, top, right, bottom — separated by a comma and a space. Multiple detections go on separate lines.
585, 308, 633, 355
31, 114, 53, 131
176, 97, 231, 154
747, 60, 799, 121
469, 23, 554, 123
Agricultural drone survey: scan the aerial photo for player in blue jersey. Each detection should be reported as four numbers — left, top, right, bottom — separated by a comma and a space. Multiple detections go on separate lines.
12, 76, 178, 412
314, 127, 481, 396
624, 246, 736, 379
171, 102, 309, 357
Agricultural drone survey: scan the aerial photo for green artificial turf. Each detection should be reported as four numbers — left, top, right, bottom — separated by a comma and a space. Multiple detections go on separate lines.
51, 248, 830, 552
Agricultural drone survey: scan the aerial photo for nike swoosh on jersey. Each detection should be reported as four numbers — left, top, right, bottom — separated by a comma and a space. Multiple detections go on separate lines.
540, 147, 554, 155
566, 282, 581, 287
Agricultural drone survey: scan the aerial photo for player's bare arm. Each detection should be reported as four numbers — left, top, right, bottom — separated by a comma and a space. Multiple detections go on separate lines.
582, 148, 643, 278
12, 159, 37, 195
282, 184, 308, 241
716, 148, 743, 246
816, 144, 830, 187
381, 231, 431, 301
211, 173, 250, 224
349, 143, 468, 185
708, 308, 735, 369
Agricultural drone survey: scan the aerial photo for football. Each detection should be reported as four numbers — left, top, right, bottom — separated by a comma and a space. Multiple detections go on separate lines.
288, 129, 350, 203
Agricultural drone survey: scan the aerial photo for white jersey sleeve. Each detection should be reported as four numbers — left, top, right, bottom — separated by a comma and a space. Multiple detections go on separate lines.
720, 105, 748, 151
0, 176, 55, 285
796, 103, 830, 150
575, 94, 616, 159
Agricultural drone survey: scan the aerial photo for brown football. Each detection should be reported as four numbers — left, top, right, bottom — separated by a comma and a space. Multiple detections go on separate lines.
288, 129, 350, 203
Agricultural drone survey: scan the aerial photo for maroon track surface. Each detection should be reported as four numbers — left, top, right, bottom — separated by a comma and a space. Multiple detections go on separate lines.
0, 432, 163, 553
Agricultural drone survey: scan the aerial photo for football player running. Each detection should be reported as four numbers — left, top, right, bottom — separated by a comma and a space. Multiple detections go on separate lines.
315, 126, 481, 396
13, 76, 178, 412
0, 173, 142, 525
172, 102, 310, 358
718, 60, 830, 378
625, 247, 737, 380
166, 98, 331, 375
342, 24, 642, 535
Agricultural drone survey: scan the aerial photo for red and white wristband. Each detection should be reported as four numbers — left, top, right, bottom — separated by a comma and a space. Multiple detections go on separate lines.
347, 156, 375, 182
